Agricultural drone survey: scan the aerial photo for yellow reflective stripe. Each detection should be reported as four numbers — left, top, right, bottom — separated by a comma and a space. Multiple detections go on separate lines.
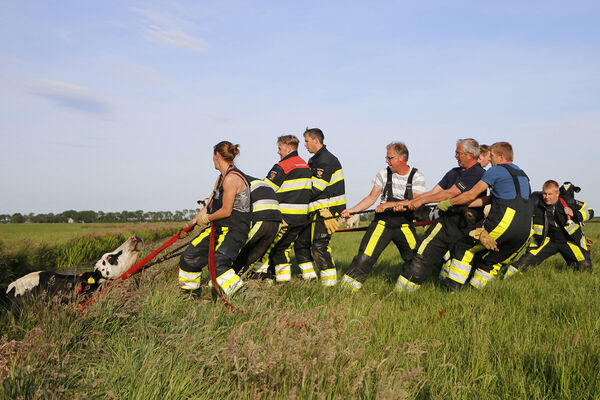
191, 227, 211, 246
504, 265, 519, 278
280, 208, 308, 215
265, 178, 279, 190
567, 242, 585, 261
401, 224, 417, 249
532, 224, 543, 234
253, 203, 280, 212
489, 207, 516, 239
330, 169, 344, 185
578, 203, 590, 221
341, 274, 362, 291
530, 237, 550, 255
395, 275, 420, 291
275, 263, 291, 281
311, 176, 328, 191
565, 223, 579, 235
246, 221, 263, 244
417, 222, 442, 255
365, 220, 386, 256
215, 227, 228, 251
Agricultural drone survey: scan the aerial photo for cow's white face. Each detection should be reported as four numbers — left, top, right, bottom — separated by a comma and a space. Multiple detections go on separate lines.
94, 236, 144, 279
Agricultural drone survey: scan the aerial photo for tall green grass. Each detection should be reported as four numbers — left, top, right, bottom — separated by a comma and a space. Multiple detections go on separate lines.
1, 223, 599, 399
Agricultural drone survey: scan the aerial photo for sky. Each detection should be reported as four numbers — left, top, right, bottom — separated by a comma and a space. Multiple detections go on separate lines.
1, 0, 599, 215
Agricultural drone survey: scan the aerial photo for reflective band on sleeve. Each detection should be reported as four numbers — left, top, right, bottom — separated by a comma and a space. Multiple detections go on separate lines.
330, 169, 344, 185
311, 177, 328, 191
417, 222, 442, 255
365, 220, 386, 257
395, 275, 420, 292
275, 263, 291, 281
277, 178, 312, 193
320, 268, 337, 286
579, 203, 591, 221
265, 179, 280, 190
567, 242, 585, 262
341, 274, 362, 291
565, 223, 580, 235
216, 268, 244, 296
253, 199, 280, 212
401, 224, 417, 249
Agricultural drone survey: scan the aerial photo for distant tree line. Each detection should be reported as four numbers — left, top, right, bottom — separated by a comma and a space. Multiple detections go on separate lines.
0, 209, 201, 224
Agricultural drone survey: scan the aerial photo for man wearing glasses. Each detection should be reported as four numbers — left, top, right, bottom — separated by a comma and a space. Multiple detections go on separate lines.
340, 142, 426, 292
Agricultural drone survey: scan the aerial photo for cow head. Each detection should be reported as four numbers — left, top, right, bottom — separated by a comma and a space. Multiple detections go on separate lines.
94, 236, 144, 279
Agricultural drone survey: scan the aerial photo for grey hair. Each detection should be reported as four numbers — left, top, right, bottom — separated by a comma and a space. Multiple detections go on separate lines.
456, 138, 480, 158
386, 142, 409, 161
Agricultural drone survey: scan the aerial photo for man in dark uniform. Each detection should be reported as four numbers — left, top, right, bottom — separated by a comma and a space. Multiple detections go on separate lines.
505, 180, 594, 276
340, 142, 426, 292
394, 138, 486, 291
264, 135, 313, 282
437, 141, 533, 290
293, 128, 346, 286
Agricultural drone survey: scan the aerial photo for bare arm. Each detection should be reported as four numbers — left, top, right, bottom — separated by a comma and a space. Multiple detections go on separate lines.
341, 186, 382, 218
448, 180, 489, 206
407, 184, 458, 209
207, 174, 247, 221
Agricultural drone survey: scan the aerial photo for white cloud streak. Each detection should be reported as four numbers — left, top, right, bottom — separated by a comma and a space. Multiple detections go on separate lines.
131, 7, 206, 51
24, 79, 111, 114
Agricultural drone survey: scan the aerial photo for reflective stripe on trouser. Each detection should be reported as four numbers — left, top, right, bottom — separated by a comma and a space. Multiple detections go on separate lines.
232, 220, 280, 274
395, 274, 420, 292
470, 263, 502, 289
503, 265, 520, 278
341, 274, 362, 291
269, 224, 305, 279
299, 262, 317, 280
275, 263, 291, 281
509, 237, 591, 273
294, 214, 337, 276
178, 221, 250, 290
320, 268, 337, 286
216, 268, 244, 296
343, 217, 417, 285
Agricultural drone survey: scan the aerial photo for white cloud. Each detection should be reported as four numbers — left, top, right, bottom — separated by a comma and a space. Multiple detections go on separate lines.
131, 7, 206, 51
24, 78, 111, 114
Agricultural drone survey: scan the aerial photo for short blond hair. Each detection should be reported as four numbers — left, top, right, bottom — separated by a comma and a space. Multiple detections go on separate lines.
491, 142, 514, 162
277, 135, 299, 149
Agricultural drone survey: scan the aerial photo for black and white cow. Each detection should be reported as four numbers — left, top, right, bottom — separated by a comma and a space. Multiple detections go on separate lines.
1, 236, 143, 308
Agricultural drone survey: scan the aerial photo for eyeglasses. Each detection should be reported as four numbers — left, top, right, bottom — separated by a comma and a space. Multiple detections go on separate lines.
385, 155, 398, 161
455, 151, 467, 156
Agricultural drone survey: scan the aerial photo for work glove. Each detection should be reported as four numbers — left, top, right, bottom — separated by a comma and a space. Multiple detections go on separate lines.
319, 208, 339, 234
437, 199, 452, 212
197, 213, 210, 228
469, 227, 499, 251
179, 222, 195, 239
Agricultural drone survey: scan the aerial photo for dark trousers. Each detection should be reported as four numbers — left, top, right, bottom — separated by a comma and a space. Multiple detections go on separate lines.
294, 214, 335, 272
232, 220, 280, 274
343, 217, 417, 284
510, 237, 592, 272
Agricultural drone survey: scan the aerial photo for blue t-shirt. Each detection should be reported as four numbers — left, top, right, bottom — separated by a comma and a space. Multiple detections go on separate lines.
482, 163, 530, 200
438, 163, 486, 193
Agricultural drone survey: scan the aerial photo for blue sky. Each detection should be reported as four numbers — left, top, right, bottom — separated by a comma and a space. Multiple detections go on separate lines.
1, 1, 599, 214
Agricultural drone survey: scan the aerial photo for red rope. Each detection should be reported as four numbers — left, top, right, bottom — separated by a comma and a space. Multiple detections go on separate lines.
78, 224, 195, 312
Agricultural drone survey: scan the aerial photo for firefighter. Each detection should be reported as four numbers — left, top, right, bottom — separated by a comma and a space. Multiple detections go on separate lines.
438, 141, 533, 290
340, 142, 426, 291
265, 135, 313, 282
505, 180, 594, 276
293, 128, 346, 286
178, 141, 251, 297
231, 174, 283, 276
394, 138, 486, 291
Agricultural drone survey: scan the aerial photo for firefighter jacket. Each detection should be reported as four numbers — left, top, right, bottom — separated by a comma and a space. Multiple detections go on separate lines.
244, 174, 282, 223
531, 192, 594, 249
265, 151, 312, 224
307, 145, 346, 215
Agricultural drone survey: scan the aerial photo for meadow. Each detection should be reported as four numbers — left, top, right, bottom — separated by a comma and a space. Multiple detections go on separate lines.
1, 221, 599, 399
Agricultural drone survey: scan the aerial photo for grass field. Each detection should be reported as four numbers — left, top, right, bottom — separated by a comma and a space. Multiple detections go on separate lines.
1, 222, 600, 399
